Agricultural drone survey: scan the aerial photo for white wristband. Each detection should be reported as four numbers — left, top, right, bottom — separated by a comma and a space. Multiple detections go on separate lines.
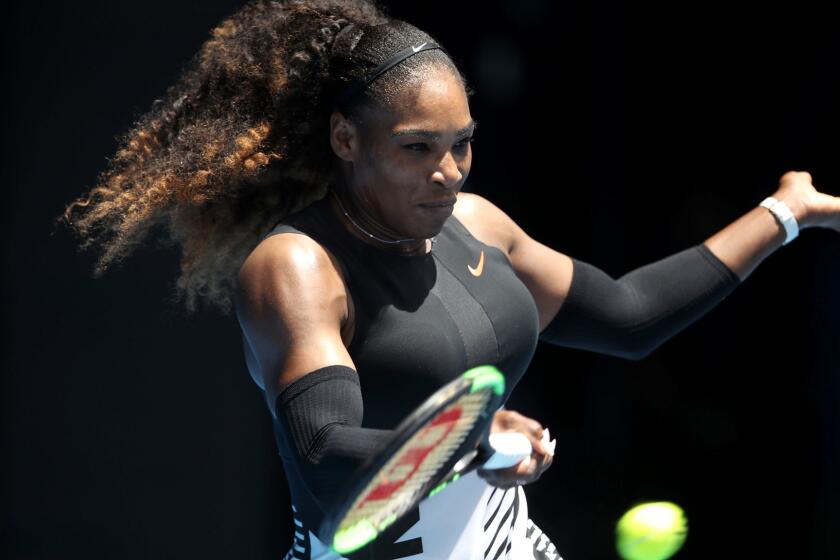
759, 196, 799, 245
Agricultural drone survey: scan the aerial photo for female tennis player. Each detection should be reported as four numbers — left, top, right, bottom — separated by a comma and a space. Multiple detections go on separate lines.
59, 1, 840, 558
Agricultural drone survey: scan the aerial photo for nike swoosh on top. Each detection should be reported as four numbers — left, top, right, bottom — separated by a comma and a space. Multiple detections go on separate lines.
468, 250, 485, 277
412, 42, 428, 52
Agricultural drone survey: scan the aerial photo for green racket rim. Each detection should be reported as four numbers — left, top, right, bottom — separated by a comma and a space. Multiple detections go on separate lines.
463, 365, 505, 396
333, 518, 381, 554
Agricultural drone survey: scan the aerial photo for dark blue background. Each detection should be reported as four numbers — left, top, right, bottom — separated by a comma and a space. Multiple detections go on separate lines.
2, 1, 838, 558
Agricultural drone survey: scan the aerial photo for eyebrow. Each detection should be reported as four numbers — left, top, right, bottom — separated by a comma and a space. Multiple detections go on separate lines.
391, 119, 479, 140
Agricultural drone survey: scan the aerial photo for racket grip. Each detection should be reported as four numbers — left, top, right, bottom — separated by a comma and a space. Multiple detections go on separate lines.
481, 432, 533, 470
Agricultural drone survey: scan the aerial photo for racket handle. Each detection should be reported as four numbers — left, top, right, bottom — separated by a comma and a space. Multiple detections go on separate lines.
481, 432, 533, 470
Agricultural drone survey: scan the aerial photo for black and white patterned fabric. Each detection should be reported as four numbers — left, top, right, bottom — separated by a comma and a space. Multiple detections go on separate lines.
280, 469, 562, 560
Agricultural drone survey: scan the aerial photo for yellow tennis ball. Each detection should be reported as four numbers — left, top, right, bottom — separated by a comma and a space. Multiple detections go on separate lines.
615, 501, 688, 560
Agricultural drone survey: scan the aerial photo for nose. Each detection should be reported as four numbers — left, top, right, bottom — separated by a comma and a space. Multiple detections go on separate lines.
431, 150, 464, 189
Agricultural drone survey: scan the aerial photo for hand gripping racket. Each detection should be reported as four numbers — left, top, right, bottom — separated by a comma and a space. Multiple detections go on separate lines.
319, 364, 533, 556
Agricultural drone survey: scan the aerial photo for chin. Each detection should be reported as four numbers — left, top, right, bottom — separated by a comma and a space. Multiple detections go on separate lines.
415, 204, 454, 229
420, 220, 449, 238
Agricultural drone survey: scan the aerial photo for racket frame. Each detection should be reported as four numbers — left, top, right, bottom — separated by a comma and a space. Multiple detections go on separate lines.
319, 365, 506, 555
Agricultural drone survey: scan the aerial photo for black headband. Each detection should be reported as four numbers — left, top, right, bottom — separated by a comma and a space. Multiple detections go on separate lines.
331, 36, 449, 109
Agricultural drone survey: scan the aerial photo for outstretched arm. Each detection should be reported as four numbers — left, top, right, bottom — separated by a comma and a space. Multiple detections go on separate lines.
538, 176, 809, 360
536, 244, 740, 361
473, 171, 838, 361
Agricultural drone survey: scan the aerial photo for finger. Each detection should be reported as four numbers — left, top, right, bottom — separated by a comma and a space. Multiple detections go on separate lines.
531, 422, 545, 443
516, 452, 545, 478
514, 454, 532, 475
515, 425, 547, 456
527, 427, 551, 456
529, 449, 554, 481
539, 451, 554, 472
526, 424, 546, 447
507, 410, 543, 441
527, 457, 545, 482
531, 450, 550, 474
501, 430, 539, 459
540, 427, 555, 457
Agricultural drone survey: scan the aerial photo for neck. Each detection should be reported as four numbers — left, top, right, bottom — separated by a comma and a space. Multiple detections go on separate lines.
328, 187, 433, 256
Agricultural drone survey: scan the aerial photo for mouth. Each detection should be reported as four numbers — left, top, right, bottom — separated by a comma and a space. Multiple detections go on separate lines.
418, 198, 457, 208
418, 200, 455, 218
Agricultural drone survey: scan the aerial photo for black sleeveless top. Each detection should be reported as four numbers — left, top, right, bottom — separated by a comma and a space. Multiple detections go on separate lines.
264, 193, 541, 426
261, 193, 541, 558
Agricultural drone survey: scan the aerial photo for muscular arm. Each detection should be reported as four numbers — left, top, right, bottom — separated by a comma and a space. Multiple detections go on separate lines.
235, 234, 394, 518
543, 189, 808, 360
271, 364, 394, 514
537, 245, 740, 360
461, 193, 742, 361
533, 183, 815, 360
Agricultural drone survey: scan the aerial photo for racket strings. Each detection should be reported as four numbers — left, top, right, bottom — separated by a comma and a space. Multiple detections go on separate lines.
337, 390, 491, 533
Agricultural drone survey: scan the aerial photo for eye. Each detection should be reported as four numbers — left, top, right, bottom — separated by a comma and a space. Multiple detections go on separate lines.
456, 136, 476, 150
403, 137, 475, 152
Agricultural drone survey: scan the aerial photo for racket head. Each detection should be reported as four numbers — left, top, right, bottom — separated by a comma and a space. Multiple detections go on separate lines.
319, 364, 506, 555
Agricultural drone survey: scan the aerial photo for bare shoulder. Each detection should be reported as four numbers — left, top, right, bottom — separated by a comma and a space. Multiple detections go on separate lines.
454, 192, 575, 332
236, 232, 348, 316
235, 232, 354, 403
452, 192, 517, 256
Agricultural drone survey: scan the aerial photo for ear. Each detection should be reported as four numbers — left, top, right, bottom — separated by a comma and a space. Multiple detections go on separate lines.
330, 110, 359, 162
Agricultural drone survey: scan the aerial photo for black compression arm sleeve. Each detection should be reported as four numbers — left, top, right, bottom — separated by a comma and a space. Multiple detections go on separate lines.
273, 365, 395, 514
539, 243, 741, 360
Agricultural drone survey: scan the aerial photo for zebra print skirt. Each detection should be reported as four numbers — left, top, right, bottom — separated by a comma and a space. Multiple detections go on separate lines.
481, 485, 562, 560
282, 470, 563, 560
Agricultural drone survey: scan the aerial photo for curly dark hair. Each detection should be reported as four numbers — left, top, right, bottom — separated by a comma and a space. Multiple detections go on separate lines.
57, 0, 472, 315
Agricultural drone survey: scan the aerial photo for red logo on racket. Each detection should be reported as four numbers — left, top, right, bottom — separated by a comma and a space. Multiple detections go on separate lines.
365, 406, 463, 502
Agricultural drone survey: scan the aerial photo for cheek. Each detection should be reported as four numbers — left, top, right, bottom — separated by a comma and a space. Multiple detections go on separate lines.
378, 158, 419, 190
366, 144, 410, 176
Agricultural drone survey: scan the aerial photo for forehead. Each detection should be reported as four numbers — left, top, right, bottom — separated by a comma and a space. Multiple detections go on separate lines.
378, 68, 472, 135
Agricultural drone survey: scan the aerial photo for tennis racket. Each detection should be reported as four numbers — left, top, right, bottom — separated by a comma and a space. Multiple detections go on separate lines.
319, 364, 533, 556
